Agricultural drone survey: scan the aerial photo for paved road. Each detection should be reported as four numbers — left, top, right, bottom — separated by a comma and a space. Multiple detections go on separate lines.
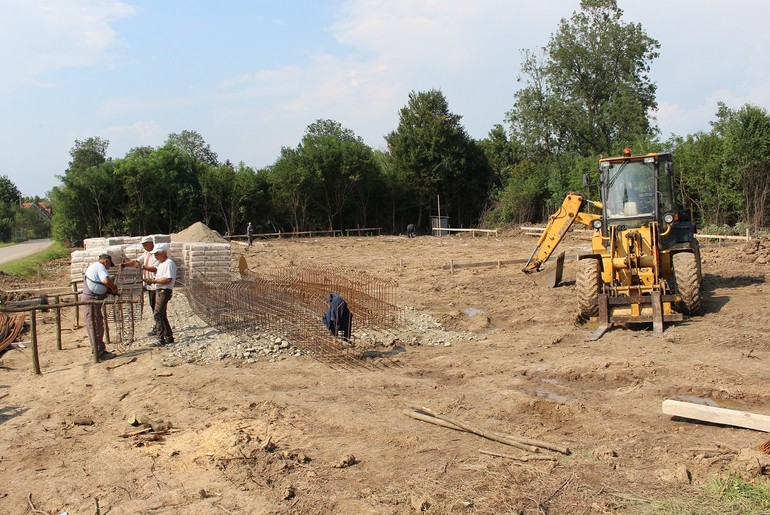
0, 239, 54, 266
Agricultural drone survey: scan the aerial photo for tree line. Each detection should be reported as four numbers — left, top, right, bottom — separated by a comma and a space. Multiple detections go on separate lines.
3, 0, 768, 245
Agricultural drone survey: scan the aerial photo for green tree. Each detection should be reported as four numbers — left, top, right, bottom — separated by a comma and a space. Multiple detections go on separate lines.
296, 119, 377, 231
165, 130, 219, 167
477, 124, 522, 187
115, 146, 158, 236
721, 104, 770, 230
150, 144, 205, 234
0, 175, 22, 241
268, 147, 317, 232
386, 89, 487, 228
672, 131, 740, 227
507, 0, 660, 156
199, 161, 260, 235
51, 139, 119, 244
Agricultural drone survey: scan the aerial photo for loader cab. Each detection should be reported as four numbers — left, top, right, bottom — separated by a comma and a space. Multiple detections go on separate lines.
599, 151, 675, 230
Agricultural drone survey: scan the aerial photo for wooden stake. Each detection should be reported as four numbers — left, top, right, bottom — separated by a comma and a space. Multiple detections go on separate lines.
30, 310, 41, 375
54, 295, 62, 351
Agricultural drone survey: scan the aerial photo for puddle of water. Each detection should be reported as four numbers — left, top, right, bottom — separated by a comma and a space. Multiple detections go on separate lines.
535, 389, 572, 404
361, 346, 406, 359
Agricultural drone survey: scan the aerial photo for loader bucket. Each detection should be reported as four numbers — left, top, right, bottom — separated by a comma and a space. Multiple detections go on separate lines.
527, 251, 565, 288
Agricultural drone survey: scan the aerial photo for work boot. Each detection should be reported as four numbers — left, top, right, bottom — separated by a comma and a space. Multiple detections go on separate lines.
147, 329, 157, 336
164, 336, 175, 345
99, 350, 116, 360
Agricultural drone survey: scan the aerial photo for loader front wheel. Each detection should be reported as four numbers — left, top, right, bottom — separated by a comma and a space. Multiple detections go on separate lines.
576, 258, 600, 320
673, 252, 702, 315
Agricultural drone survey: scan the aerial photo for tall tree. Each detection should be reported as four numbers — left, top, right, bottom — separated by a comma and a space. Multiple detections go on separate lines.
721, 103, 770, 230
507, 0, 660, 155
268, 147, 317, 232
68, 137, 110, 171
165, 130, 219, 167
297, 119, 377, 231
52, 138, 118, 243
199, 161, 260, 235
386, 89, 485, 228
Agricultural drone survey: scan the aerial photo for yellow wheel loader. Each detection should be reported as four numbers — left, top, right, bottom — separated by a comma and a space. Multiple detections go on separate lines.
523, 149, 702, 339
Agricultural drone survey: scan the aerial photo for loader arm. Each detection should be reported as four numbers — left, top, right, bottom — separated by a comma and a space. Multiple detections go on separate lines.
523, 193, 602, 273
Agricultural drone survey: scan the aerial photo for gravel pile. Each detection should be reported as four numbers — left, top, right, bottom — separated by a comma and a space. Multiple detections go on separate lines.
127, 292, 475, 366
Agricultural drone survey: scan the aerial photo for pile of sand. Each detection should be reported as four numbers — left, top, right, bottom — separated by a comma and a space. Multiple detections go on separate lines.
171, 221, 229, 244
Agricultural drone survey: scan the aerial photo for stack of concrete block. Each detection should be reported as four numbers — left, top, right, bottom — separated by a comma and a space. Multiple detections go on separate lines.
183, 242, 232, 283
69, 245, 126, 288
83, 236, 145, 249
83, 234, 170, 250
146, 234, 171, 244
70, 235, 232, 291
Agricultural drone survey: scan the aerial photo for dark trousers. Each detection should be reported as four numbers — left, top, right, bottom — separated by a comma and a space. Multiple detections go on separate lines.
147, 289, 156, 312
153, 289, 173, 341
82, 294, 106, 353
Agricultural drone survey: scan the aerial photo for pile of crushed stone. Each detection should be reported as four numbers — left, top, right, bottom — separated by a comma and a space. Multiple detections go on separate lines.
171, 221, 228, 244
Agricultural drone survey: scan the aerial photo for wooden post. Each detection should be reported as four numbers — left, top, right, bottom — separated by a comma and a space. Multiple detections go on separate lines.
89, 303, 99, 362
102, 303, 111, 346
72, 282, 80, 328
449, 259, 454, 274
31, 310, 41, 375
54, 295, 62, 351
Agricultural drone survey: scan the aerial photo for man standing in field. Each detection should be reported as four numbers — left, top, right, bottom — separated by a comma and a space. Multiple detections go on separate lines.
120, 236, 158, 333
143, 243, 177, 346
81, 253, 119, 360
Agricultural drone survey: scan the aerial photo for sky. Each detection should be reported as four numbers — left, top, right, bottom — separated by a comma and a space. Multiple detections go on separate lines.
2, 0, 769, 198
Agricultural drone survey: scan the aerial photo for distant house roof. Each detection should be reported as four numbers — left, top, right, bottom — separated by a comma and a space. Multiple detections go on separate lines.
21, 201, 52, 218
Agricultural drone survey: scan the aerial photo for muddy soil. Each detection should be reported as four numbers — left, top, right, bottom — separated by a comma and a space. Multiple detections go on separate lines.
1, 231, 769, 514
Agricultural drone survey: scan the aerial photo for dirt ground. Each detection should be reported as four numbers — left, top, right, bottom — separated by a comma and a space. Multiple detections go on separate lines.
1, 230, 770, 514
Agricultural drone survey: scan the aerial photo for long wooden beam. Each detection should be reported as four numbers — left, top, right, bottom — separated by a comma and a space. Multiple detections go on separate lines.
662, 399, 770, 432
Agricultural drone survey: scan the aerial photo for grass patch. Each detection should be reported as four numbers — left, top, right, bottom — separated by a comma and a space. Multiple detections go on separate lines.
0, 241, 70, 279
703, 474, 770, 513
626, 474, 770, 514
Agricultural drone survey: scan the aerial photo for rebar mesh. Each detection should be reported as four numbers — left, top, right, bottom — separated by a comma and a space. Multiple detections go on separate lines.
108, 270, 144, 350
183, 265, 401, 365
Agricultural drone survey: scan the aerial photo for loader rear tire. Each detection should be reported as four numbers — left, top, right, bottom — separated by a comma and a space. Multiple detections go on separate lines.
673, 252, 701, 315
576, 258, 600, 320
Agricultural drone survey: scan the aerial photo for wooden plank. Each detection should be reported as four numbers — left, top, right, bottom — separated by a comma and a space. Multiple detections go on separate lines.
695, 234, 750, 241
662, 400, 770, 432
442, 258, 527, 270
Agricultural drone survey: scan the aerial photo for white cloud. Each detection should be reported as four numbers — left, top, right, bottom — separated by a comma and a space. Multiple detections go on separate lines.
104, 120, 161, 144
0, 0, 138, 94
